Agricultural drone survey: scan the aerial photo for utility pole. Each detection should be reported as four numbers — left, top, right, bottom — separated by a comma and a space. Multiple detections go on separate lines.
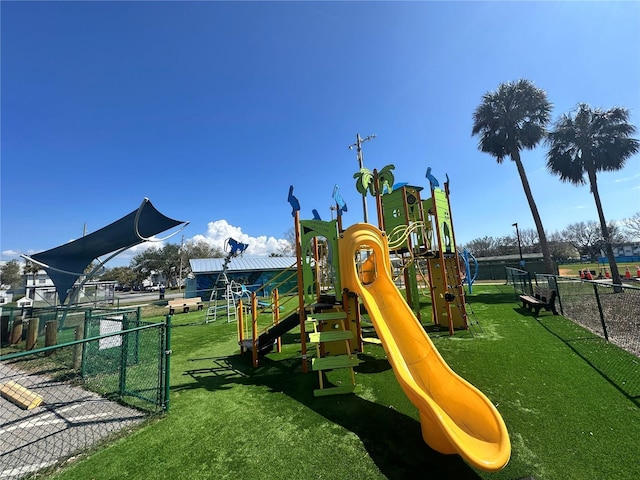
329, 204, 336, 221
349, 133, 376, 223
178, 234, 184, 292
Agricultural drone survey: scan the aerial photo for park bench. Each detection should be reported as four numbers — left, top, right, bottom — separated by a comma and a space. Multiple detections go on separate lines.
519, 286, 558, 316
167, 297, 203, 315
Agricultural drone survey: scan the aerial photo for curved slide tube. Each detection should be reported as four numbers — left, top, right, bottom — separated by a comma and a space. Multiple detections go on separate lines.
338, 223, 510, 472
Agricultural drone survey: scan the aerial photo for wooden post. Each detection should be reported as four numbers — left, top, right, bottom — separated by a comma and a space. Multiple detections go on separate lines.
9, 317, 23, 345
73, 323, 85, 370
274, 288, 281, 353
237, 300, 245, 354
0, 314, 9, 345
44, 320, 58, 356
26, 318, 39, 350
251, 293, 258, 368
294, 210, 308, 373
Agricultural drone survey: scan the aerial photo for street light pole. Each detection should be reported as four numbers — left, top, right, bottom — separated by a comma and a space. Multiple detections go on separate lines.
349, 133, 376, 223
512, 222, 524, 268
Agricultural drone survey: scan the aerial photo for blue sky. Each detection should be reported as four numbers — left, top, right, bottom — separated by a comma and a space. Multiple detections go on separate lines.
2, 1, 639, 267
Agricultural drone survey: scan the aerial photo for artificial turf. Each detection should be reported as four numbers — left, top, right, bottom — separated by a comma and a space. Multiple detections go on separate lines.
49, 285, 639, 480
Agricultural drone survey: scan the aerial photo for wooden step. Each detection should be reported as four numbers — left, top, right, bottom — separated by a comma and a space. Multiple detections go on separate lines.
309, 330, 354, 343
313, 383, 362, 397
312, 355, 361, 371
307, 312, 347, 322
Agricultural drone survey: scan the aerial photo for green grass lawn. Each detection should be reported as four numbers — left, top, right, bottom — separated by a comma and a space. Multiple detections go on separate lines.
49, 285, 639, 480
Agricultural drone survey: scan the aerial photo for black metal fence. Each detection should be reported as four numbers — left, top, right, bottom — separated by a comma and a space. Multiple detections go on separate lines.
506, 267, 640, 357
0, 309, 171, 480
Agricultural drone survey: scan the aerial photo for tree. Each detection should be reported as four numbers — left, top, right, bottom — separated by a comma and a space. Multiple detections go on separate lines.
518, 228, 540, 254
101, 266, 137, 287
547, 231, 577, 263
561, 221, 604, 260
492, 235, 516, 257
184, 239, 223, 260
23, 260, 42, 287
131, 246, 174, 286
624, 212, 640, 240
472, 79, 555, 273
606, 221, 628, 245
546, 104, 640, 285
560, 220, 626, 261
0, 260, 22, 289
130, 241, 224, 289
277, 228, 296, 257
461, 236, 497, 257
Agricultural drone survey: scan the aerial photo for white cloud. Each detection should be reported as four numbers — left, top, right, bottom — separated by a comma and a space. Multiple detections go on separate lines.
190, 219, 290, 256
612, 173, 640, 184
1, 249, 24, 260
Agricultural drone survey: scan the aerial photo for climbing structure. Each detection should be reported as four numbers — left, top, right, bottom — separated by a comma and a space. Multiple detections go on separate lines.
205, 237, 249, 323
236, 185, 362, 395
422, 182, 469, 334
296, 196, 363, 396
380, 175, 468, 334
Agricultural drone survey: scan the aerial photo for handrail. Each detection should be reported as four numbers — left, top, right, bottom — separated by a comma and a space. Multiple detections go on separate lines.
388, 221, 425, 250
250, 264, 298, 298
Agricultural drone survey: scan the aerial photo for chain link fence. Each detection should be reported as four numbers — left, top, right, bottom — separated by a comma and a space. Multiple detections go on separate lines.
537, 275, 640, 357
0, 308, 171, 479
506, 267, 640, 357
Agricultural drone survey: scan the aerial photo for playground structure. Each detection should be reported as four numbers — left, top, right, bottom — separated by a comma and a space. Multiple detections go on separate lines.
16, 176, 507, 471
204, 237, 250, 323
380, 180, 470, 333
235, 170, 509, 471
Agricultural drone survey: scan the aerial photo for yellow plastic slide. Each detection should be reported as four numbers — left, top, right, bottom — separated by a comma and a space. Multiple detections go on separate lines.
338, 223, 510, 472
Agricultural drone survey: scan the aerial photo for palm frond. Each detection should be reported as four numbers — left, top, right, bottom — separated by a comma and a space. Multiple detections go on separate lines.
546, 103, 639, 181
472, 79, 551, 161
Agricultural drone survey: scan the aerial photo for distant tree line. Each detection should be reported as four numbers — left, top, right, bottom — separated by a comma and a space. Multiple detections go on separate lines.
460, 215, 639, 262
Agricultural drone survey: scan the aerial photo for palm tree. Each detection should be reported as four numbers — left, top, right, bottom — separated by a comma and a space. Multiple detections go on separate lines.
546, 103, 639, 286
472, 79, 555, 274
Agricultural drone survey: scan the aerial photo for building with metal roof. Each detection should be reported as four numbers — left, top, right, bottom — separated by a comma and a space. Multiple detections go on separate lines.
186, 256, 298, 300
189, 257, 297, 274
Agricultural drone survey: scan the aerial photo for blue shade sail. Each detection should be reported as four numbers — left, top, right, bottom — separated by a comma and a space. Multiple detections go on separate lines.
29, 199, 186, 304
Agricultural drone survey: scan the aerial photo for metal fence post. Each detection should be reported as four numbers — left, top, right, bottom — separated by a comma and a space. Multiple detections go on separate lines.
133, 308, 141, 364
163, 314, 172, 412
119, 316, 129, 397
81, 311, 90, 377
593, 283, 609, 341
551, 276, 564, 316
